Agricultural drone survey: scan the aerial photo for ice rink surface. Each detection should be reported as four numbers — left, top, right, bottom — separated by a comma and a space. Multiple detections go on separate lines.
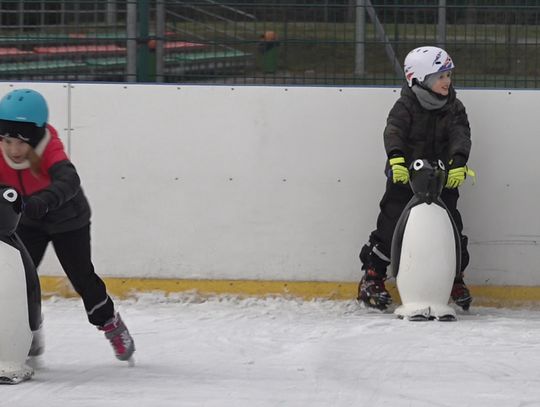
3, 294, 540, 407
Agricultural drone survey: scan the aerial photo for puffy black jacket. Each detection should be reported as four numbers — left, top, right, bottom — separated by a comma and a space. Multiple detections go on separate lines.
383, 84, 471, 169
20, 160, 91, 234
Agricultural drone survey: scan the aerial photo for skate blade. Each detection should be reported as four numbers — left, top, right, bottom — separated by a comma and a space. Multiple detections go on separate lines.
355, 298, 391, 313
397, 306, 432, 321
406, 314, 434, 321
0, 369, 33, 384
436, 314, 457, 322
127, 356, 135, 367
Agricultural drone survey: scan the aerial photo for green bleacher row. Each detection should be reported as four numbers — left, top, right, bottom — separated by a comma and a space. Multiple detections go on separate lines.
0, 31, 253, 79
0, 50, 252, 76
0, 32, 168, 45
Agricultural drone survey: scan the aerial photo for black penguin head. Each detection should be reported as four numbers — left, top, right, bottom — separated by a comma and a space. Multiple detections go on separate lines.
0, 185, 22, 236
409, 159, 446, 204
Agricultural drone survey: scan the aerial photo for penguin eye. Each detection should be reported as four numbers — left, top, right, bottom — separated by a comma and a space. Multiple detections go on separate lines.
413, 160, 424, 170
3, 189, 17, 203
438, 160, 445, 170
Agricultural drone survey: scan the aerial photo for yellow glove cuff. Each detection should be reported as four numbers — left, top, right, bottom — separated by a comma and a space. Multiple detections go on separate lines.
389, 157, 405, 166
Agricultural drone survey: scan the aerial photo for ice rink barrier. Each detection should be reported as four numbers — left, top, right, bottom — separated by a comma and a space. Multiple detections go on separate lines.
0, 82, 537, 305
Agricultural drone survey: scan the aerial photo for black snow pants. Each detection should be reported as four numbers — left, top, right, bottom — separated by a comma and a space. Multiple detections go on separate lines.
17, 223, 115, 327
360, 179, 470, 277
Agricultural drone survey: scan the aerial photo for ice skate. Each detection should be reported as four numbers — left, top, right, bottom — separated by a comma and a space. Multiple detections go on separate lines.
26, 325, 45, 369
99, 312, 135, 364
28, 326, 44, 357
451, 275, 472, 311
357, 269, 392, 311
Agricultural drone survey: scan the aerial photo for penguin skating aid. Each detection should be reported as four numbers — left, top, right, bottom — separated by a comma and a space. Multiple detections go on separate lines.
0, 185, 41, 383
391, 159, 461, 321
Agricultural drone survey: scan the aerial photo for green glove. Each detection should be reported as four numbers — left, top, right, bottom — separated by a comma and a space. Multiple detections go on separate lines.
389, 156, 409, 184
446, 166, 476, 188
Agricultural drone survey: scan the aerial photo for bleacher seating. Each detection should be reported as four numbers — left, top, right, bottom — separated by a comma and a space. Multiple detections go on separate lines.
0, 60, 87, 75
163, 41, 207, 51
33, 44, 126, 55
0, 36, 252, 81
164, 49, 253, 77
0, 47, 34, 57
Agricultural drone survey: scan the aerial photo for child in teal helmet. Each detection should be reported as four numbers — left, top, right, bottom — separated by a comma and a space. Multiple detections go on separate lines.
0, 89, 135, 363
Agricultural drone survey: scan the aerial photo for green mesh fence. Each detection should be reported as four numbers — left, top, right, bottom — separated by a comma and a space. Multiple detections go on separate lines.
0, 0, 538, 87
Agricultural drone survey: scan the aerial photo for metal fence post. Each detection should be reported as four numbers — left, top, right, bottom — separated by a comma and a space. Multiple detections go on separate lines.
355, 0, 365, 76
137, 0, 150, 82
127, 0, 137, 82
156, 0, 165, 83
17, 0, 22, 33
437, 0, 447, 48
106, 0, 117, 25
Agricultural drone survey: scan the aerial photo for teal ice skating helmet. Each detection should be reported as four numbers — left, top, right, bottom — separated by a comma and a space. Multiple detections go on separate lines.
0, 89, 48, 126
0, 89, 48, 148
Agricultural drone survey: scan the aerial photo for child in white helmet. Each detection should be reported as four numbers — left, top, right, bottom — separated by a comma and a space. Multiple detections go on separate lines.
0, 89, 135, 363
358, 46, 473, 311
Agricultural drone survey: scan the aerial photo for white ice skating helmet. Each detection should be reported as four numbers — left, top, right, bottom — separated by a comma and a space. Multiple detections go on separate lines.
404, 46, 455, 87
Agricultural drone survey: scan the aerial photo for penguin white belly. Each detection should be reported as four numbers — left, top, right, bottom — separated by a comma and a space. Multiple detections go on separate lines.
0, 242, 33, 383
394, 203, 456, 320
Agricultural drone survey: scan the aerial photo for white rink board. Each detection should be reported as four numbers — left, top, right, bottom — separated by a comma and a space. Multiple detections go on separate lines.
457, 89, 540, 285
67, 84, 389, 281
0, 82, 538, 285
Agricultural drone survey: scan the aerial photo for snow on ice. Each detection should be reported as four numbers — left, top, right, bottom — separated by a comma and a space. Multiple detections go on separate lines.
2, 294, 540, 407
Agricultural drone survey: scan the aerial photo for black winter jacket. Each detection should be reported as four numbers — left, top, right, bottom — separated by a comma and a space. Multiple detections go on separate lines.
383, 84, 471, 169
20, 160, 91, 235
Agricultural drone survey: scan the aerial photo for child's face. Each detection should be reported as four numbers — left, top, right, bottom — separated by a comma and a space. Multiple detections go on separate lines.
430, 71, 452, 96
1, 137, 31, 163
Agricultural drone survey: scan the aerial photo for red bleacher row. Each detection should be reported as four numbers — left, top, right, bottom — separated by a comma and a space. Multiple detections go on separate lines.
0, 41, 206, 57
